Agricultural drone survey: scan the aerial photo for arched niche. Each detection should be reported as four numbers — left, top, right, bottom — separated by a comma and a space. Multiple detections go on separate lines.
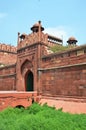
21, 60, 34, 91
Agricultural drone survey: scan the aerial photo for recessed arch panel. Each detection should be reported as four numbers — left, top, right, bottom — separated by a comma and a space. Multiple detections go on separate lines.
21, 59, 33, 75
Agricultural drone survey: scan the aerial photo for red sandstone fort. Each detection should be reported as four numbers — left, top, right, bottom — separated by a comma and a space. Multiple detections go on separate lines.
0, 21, 86, 113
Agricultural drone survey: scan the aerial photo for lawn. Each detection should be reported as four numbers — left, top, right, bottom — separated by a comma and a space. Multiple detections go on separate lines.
0, 103, 86, 130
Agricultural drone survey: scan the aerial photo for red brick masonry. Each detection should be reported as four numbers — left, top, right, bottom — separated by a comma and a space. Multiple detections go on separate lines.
0, 91, 37, 111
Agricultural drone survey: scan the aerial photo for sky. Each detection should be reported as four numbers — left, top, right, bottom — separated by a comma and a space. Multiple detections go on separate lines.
0, 0, 86, 46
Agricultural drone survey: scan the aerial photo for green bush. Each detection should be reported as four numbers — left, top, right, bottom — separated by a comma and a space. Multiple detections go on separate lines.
0, 103, 86, 130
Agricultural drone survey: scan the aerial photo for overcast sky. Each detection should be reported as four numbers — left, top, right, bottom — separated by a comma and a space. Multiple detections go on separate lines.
0, 0, 86, 46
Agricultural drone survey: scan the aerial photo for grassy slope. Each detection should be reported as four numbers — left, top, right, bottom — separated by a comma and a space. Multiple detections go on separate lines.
0, 103, 86, 130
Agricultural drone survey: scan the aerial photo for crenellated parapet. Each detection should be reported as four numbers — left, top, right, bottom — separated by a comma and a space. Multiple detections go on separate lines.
0, 43, 17, 53
17, 21, 63, 50
18, 32, 62, 49
18, 32, 39, 49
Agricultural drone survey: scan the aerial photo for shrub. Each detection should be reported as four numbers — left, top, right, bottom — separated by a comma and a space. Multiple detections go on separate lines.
0, 103, 86, 130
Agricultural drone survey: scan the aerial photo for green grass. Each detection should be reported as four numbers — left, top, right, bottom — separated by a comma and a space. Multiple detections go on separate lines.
0, 103, 86, 130
50, 45, 69, 53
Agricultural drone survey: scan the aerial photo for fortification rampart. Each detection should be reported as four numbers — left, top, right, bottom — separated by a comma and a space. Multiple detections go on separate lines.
0, 64, 16, 91
41, 44, 86, 68
0, 43, 17, 65
39, 44, 86, 97
0, 43, 17, 53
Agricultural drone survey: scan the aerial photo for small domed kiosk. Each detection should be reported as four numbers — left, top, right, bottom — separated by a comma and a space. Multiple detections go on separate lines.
31, 21, 44, 33
67, 36, 78, 46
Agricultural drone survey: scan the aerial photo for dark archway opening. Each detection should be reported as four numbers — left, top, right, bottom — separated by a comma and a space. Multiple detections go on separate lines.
15, 105, 25, 109
25, 71, 34, 91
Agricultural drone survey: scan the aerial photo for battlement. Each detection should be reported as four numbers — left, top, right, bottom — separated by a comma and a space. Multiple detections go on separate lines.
18, 32, 62, 50
0, 43, 17, 53
17, 21, 62, 50
41, 44, 86, 68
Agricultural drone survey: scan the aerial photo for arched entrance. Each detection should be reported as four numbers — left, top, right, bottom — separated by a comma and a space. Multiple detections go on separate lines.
25, 71, 34, 91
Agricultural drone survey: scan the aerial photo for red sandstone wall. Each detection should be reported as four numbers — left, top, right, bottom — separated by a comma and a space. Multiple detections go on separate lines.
42, 46, 86, 68
0, 44, 17, 65
0, 92, 37, 110
0, 51, 17, 65
0, 65, 16, 90
40, 45, 86, 97
41, 65, 86, 97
